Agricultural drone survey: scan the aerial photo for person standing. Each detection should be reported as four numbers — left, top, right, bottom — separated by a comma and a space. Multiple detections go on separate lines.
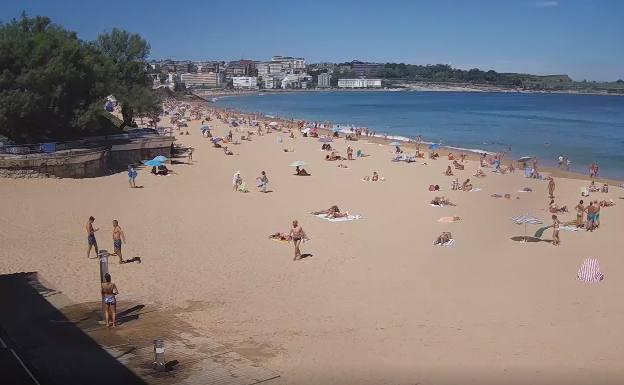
289, 219, 308, 261
101, 273, 119, 328
259, 171, 269, 193
128, 165, 137, 188
548, 177, 556, 199
112, 220, 126, 264
86, 216, 99, 259
347, 146, 353, 160
575, 200, 585, 228
187, 147, 194, 162
558, 154, 564, 168
233, 171, 242, 192
551, 215, 561, 246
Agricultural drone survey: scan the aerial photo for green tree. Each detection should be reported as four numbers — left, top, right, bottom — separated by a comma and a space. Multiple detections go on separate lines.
0, 14, 117, 142
95, 28, 160, 127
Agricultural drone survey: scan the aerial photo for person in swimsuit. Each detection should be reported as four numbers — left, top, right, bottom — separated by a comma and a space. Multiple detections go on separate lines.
586, 202, 596, 232
548, 177, 555, 199
289, 220, 308, 261
551, 215, 561, 246
575, 200, 585, 228
111, 220, 126, 264
86, 216, 99, 259
128, 165, 137, 188
594, 200, 601, 229
101, 273, 119, 328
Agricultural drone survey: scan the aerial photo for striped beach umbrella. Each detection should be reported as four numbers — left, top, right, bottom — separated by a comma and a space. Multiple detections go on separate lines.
511, 214, 543, 242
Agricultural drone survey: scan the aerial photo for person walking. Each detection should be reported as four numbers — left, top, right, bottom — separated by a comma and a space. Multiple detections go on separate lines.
86, 216, 99, 259
101, 273, 119, 328
548, 177, 556, 199
111, 220, 126, 264
258, 171, 269, 193
128, 165, 138, 188
289, 219, 308, 261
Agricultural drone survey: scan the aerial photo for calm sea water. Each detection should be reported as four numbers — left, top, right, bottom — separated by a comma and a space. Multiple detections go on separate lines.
216, 91, 624, 179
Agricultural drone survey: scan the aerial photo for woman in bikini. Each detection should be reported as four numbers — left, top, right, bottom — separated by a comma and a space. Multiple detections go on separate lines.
551, 215, 561, 246
101, 273, 119, 328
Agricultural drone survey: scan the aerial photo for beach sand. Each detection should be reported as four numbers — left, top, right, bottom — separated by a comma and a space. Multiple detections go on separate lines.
2, 104, 624, 384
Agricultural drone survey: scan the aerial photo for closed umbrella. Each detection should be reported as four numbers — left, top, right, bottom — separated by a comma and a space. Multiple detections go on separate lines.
517, 156, 534, 163
290, 161, 307, 167
511, 214, 543, 242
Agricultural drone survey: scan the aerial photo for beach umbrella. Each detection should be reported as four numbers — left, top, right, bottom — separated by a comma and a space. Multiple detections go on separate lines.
142, 159, 164, 167
152, 155, 168, 163
389, 141, 401, 146
318, 137, 333, 143
511, 214, 543, 242
429, 143, 440, 150
332, 127, 342, 132
517, 156, 534, 162
290, 160, 307, 167
199, 125, 210, 130
269, 121, 279, 127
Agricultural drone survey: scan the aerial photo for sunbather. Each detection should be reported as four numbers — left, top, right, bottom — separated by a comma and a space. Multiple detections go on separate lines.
448, 152, 455, 160
223, 146, 233, 155
372, 172, 379, 181
588, 180, 600, 192
601, 183, 609, 193
433, 232, 453, 245
451, 178, 460, 190
312, 205, 348, 218
429, 152, 439, 159
549, 199, 568, 213
461, 179, 473, 191
474, 169, 486, 178
428, 184, 441, 191
325, 152, 343, 161
444, 166, 454, 176
431, 196, 456, 206
453, 160, 464, 170
269, 232, 292, 241
294, 166, 310, 176
599, 199, 615, 207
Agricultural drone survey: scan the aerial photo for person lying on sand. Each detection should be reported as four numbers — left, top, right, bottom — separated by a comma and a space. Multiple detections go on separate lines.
599, 199, 615, 207
312, 205, 348, 218
223, 147, 234, 155
461, 179, 473, 191
269, 232, 292, 241
325, 152, 344, 161
474, 169, 486, 178
294, 166, 310, 176
588, 180, 600, 192
429, 152, 439, 159
444, 166, 454, 176
283, 148, 295, 152
433, 232, 453, 245
601, 183, 609, 193
549, 199, 568, 213
431, 196, 456, 206
453, 160, 464, 170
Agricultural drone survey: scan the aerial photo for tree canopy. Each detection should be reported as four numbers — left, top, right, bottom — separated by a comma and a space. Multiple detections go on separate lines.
0, 14, 160, 143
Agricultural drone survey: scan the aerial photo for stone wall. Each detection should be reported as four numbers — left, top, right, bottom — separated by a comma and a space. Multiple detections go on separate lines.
0, 148, 108, 179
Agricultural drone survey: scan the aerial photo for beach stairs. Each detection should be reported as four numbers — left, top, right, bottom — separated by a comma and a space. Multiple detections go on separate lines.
0, 272, 281, 385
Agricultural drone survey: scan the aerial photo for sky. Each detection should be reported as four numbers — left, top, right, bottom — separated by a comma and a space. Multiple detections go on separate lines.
2, 0, 623, 81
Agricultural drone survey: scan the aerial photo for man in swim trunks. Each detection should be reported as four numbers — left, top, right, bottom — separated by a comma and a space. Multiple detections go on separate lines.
289, 219, 308, 261
112, 220, 126, 264
86, 216, 99, 259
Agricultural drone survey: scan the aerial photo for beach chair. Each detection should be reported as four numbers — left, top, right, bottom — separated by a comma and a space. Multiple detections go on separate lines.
581, 187, 589, 197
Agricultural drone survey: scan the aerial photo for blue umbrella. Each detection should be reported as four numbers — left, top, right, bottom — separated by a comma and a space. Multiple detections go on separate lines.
143, 159, 164, 167
152, 155, 168, 163
199, 125, 210, 130
429, 143, 440, 150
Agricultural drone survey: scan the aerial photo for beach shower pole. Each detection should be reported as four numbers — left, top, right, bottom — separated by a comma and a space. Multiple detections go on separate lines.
98, 250, 109, 320
153, 339, 166, 372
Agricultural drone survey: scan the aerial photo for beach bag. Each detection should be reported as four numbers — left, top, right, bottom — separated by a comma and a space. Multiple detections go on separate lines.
577, 258, 604, 283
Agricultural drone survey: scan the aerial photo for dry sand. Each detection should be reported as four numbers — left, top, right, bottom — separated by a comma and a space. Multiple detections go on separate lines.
2, 106, 624, 385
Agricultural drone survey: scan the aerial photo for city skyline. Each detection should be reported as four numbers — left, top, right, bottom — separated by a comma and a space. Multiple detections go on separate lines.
2, 0, 623, 81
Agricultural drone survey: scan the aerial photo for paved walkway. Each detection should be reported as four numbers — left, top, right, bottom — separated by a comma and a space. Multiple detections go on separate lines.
0, 272, 281, 385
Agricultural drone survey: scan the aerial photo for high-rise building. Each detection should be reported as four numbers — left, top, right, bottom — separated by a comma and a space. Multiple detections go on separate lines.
318, 72, 331, 88
180, 72, 220, 88
337, 78, 382, 88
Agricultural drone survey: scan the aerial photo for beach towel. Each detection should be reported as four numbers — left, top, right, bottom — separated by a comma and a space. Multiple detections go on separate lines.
518, 188, 532, 193
560, 225, 580, 232
470, 188, 483, 192
430, 203, 444, 208
314, 214, 362, 222
577, 258, 604, 283
435, 238, 455, 246
437, 216, 461, 223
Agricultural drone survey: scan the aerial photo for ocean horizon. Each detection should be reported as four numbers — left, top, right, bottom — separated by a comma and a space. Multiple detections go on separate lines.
216, 91, 624, 179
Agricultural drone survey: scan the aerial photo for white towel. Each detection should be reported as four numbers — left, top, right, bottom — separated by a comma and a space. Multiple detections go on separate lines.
560, 225, 579, 232
577, 258, 604, 283
430, 204, 444, 208
470, 188, 483, 192
315, 214, 362, 222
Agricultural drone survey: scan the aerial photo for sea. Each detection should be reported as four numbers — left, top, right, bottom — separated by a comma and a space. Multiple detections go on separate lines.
216, 91, 624, 179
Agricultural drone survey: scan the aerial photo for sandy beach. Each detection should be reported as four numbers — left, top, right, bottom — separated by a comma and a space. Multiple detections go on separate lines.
2, 101, 624, 384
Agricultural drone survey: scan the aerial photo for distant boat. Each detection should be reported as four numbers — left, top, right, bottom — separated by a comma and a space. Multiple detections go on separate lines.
211, 98, 218, 102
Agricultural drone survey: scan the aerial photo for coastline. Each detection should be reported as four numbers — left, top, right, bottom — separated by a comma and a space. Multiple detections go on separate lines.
198, 95, 623, 185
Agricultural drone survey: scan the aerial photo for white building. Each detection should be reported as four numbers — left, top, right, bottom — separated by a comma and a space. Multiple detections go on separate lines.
232, 76, 258, 89
318, 72, 331, 88
337, 79, 382, 88
180, 72, 220, 88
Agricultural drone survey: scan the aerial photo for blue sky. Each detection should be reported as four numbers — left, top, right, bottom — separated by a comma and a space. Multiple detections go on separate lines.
2, 0, 623, 81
